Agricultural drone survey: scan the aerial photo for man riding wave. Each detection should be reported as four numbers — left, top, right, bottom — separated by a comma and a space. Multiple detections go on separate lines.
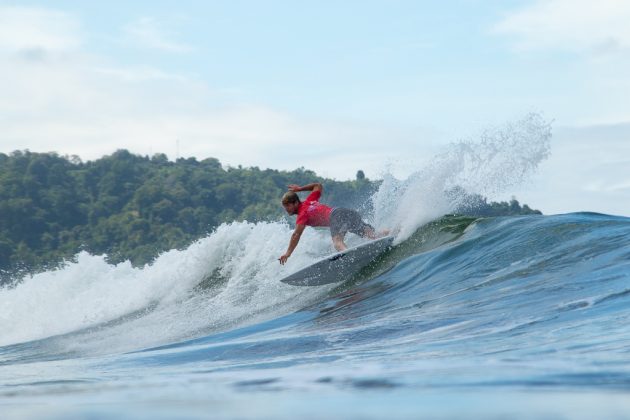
279, 182, 388, 265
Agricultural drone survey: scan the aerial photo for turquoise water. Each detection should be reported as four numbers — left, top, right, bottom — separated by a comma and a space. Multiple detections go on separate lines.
2, 212, 630, 418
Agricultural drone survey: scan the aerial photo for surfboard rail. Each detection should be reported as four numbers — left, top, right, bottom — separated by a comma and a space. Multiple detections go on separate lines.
279, 236, 394, 286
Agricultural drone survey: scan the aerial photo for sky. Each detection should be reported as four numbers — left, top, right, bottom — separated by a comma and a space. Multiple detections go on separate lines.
0, 0, 629, 216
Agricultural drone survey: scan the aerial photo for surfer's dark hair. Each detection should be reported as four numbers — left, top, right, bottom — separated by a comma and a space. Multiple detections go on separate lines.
282, 191, 300, 205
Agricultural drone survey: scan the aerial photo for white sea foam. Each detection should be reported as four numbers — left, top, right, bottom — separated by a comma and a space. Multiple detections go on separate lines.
0, 221, 336, 350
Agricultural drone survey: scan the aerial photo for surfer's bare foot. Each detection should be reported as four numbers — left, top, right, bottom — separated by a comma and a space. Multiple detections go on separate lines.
332, 235, 347, 251
364, 227, 392, 240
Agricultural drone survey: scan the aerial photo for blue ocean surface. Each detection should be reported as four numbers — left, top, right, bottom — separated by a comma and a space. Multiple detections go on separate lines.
2, 212, 630, 419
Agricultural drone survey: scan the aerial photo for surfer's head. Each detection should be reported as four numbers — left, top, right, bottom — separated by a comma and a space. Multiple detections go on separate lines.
282, 191, 300, 215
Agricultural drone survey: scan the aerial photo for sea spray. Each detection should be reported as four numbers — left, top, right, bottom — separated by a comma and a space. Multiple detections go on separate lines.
372, 113, 552, 241
445, 112, 552, 197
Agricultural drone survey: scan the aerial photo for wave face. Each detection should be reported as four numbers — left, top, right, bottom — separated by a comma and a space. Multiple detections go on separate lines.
1, 212, 630, 418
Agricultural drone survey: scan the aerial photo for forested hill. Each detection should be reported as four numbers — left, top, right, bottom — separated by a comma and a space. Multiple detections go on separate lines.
0, 150, 377, 274
0, 150, 540, 276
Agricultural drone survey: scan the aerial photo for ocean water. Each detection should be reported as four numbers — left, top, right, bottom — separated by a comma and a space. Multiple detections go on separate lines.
2, 213, 630, 419
3, 114, 630, 418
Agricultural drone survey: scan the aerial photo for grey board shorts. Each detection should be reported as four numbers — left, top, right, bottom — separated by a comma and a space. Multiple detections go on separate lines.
329, 208, 374, 237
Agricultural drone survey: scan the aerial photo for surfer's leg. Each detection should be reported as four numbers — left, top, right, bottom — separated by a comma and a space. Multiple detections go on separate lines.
334, 208, 374, 240
362, 225, 391, 239
363, 225, 377, 239
352, 217, 378, 239
332, 234, 347, 251
357, 217, 390, 239
330, 208, 350, 250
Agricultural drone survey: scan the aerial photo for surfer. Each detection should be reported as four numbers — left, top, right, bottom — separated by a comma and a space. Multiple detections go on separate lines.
279, 182, 386, 265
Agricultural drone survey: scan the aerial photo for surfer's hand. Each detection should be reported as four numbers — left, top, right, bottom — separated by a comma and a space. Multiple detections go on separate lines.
288, 184, 301, 192
279, 253, 290, 265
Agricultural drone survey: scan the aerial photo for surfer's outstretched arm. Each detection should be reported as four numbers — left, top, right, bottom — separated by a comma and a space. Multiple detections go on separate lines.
288, 182, 322, 193
279, 223, 306, 265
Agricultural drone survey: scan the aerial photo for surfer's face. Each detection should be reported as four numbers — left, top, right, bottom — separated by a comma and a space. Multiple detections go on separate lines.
283, 202, 299, 215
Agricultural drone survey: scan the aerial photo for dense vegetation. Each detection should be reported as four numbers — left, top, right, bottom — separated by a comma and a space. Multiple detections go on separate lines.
0, 150, 540, 277
0, 150, 376, 275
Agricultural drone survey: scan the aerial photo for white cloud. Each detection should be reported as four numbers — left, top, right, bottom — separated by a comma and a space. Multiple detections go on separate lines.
584, 179, 630, 193
0, 6, 427, 181
493, 0, 630, 53
492, 1, 630, 126
123, 17, 193, 53
94, 66, 189, 82
0, 6, 81, 52
511, 123, 630, 216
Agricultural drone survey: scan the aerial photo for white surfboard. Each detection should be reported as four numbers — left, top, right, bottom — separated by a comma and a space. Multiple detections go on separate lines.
280, 236, 394, 286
